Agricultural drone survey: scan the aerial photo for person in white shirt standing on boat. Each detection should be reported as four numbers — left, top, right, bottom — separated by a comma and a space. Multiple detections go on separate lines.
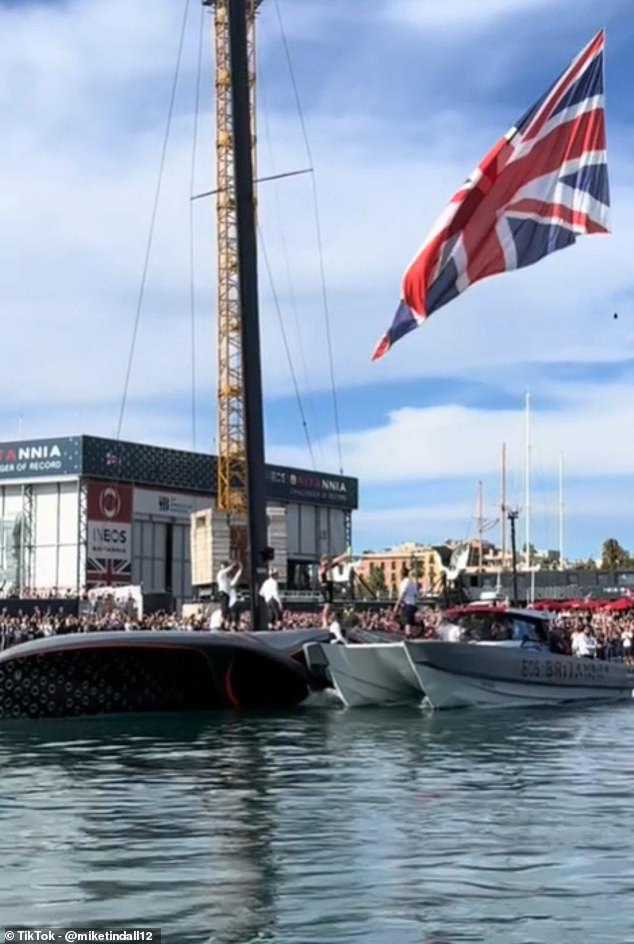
571, 626, 595, 658
216, 560, 241, 625
394, 567, 418, 638
260, 569, 283, 629
328, 609, 345, 644
209, 607, 224, 632
227, 563, 243, 630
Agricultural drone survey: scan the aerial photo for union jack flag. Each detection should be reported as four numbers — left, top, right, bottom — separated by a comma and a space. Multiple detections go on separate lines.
372, 30, 609, 361
86, 557, 132, 587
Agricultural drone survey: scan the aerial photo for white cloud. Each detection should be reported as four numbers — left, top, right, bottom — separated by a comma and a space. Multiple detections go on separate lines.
270, 378, 634, 485
385, 0, 558, 29
351, 479, 634, 557
0, 0, 632, 558
354, 486, 634, 529
356, 500, 475, 526
0, 0, 631, 481
253, 111, 634, 409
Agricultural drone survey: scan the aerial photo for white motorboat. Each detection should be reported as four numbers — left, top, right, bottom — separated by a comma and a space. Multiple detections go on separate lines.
303, 639, 422, 708
405, 606, 633, 709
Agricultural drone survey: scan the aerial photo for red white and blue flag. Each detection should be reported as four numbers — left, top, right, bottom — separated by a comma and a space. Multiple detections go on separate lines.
372, 30, 610, 361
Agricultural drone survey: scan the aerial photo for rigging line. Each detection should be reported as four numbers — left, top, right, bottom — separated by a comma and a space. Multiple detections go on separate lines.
273, 0, 344, 474
259, 79, 323, 464
189, 0, 205, 453
191, 168, 313, 200
116, 0, 192, 441
257, 221, 317, 471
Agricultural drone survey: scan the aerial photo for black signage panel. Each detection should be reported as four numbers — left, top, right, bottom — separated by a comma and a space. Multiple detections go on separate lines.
0, 437, 81, 479
0, 436, 358, 509
82, 436, 214, 494
266, 464, 358, 509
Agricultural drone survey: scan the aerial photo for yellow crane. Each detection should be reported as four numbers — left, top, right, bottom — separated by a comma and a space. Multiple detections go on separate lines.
203, 0, 261, 520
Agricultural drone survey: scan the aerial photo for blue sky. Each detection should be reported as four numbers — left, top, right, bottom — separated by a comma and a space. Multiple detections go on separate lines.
1, 0, 634, 558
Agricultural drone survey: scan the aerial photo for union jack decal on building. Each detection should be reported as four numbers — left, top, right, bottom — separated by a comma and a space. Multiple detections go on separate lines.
372, 30, 609, 360
86, 557, 132, 586
85, 481, 133, 588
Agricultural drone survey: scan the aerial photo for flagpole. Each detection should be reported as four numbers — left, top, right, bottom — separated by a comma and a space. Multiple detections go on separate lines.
501, 442, 507, 570
524, 391, 532, 604
559, 453, 565, 570
477, 480, 484, 575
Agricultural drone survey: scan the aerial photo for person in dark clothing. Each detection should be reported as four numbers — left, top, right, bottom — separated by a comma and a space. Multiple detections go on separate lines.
319, 551, 349, 625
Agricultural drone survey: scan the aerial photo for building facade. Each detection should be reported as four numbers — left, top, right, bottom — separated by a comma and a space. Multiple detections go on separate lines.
358, 543, 445, 595
356, 538, 572, 599
0, 436, 358, 608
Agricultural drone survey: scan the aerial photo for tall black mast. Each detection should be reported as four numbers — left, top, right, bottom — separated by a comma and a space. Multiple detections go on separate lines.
508, 509, 519, 606
228, 0, 268, 629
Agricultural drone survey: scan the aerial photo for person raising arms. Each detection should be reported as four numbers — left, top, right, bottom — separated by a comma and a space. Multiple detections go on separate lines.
319, 549, 350, 626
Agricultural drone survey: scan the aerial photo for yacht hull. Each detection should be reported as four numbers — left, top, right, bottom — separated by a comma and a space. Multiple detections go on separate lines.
405, 641, 633, 709
310, 642, 422, 708
0, 629, 328, 720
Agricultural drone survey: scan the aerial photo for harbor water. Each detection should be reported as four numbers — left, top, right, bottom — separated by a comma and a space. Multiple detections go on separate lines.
1, 701, 633, 943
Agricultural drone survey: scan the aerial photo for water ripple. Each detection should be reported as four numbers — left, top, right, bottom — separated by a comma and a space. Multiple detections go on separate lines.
1, 705, 634, 942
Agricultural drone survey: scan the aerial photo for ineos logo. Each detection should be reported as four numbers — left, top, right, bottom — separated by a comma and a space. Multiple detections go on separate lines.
99, 487, 121, 520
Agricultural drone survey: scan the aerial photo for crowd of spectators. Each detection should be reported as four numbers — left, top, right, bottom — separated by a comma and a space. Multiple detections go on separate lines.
0, 586, 81, 600
0, 609, 204, 651
0, 601, 442, 652
552, 610, 634, 663
1, 596, 634, 663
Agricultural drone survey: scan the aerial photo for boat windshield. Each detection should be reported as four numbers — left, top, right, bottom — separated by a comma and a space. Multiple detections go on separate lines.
439, 612, 549, 645
436, 621, 463, 642
509, 617, 548, 644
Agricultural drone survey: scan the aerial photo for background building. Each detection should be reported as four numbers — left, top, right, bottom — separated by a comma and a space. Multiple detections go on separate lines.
357, 539, 516, 596
0, 435, 358, 608
357, 543, 445, 594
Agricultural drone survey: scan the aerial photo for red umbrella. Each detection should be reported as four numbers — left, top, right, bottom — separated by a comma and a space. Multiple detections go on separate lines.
603, 597, 634, 612
566, 599, 603, 610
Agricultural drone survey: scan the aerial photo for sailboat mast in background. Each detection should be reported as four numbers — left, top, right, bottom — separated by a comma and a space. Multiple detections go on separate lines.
500, 442, 507, 570
559, 454, 565, 570
524, 391, 533, 604
477, 480, 484, 573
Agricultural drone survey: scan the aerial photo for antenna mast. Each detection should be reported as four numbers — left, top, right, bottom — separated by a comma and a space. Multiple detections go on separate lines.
559, 453, 565, 570
500, 442, 507, 569
477, 480, 484, 573
524, 391, 532, 603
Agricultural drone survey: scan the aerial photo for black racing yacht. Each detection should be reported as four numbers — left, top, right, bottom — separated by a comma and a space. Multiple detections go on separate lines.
0, 0, 327, 722
0, 628, 329, 719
